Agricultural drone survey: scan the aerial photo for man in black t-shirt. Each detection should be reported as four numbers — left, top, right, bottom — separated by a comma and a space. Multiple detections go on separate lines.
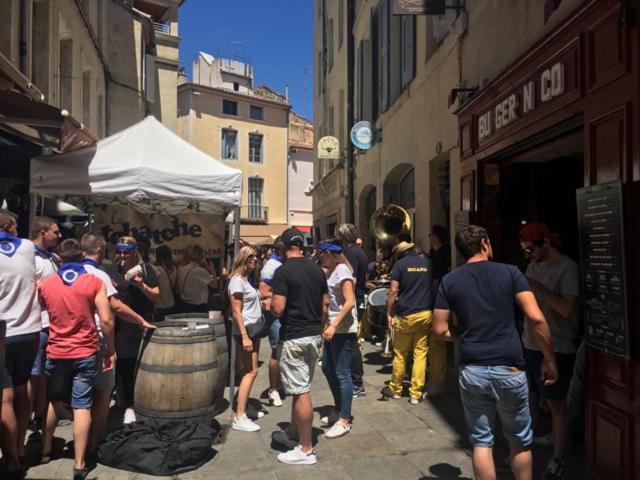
385, 240, 433, 404
271, 228, 329, 466
433, 225, 557, 480
337, 224, 368, 396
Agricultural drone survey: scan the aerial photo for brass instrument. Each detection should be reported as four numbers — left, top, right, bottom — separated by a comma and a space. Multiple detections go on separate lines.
370, 204, 411, 277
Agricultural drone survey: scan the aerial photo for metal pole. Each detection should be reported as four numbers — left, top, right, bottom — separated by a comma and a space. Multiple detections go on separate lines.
227, 207, 241, 420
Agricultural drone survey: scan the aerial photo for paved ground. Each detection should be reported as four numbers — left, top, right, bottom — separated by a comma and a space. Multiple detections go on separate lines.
23, 339, 584, 479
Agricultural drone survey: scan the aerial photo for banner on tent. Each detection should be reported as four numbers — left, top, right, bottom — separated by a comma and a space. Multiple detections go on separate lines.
93, 206, 225, 259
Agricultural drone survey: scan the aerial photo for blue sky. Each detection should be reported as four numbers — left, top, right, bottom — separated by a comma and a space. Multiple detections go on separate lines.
179, 0, 314, 119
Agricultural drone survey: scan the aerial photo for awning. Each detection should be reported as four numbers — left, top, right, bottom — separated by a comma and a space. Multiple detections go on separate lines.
294, 225, 312, 234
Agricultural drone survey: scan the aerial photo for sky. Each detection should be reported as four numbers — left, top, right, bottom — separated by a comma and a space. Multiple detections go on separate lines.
179, 0, 314, 119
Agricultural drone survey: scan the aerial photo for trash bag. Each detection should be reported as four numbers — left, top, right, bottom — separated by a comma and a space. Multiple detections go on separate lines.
98, 421, 218, 476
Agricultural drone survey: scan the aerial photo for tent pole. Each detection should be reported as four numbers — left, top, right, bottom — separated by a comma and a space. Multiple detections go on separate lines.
228, 207, 241, 422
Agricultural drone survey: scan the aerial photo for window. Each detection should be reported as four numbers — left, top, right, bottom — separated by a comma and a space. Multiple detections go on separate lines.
223, 99, 237, 115
248, 178, 264, 220
59, 38, 73, 111
221, 129, 238, 160
249, 133, 263, 163
379, 0, 390, 112
338, 0, 344, 48
327, 19, 334, 71
401, 15, 416, 89
250, 105, 264, 120
233, 82, 239, 92
81, 67, 91, 128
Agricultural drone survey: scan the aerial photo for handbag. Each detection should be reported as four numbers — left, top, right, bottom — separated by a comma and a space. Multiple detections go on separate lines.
245, 315, 269, 340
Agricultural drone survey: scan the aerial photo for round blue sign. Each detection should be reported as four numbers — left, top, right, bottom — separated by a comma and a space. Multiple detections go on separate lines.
350, 121, 377, 150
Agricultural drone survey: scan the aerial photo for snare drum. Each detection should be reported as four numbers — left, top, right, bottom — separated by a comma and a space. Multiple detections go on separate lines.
367, 286, 390, 334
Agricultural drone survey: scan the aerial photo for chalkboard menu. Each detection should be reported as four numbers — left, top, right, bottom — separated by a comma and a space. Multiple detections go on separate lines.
576, 182, 630, 359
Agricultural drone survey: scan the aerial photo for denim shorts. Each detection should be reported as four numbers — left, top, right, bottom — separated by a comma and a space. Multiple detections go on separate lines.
458, 365, 533, 448
264, 311, 282, 350
31, 328, 50, 376
279, 336, 322, 395
46, 355, 98, 409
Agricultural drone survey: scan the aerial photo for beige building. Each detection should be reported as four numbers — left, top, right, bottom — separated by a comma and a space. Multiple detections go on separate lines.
0, 0, 184, 232
178, 53, 291, 244
288, 111, 314, 231
312, 0, 461, 249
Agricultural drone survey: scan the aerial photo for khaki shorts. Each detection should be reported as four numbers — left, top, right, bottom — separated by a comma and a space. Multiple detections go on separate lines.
279, 336, 322, 395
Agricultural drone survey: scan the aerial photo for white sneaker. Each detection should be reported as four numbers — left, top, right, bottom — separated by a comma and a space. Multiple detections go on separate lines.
123, 408, 136, 424
325, 422, 351, 439
320, 416, 330, 426
232, 414, 261, 432
268, 389, 283, 407
277, 446, 317, 465
257, 411, 265, 418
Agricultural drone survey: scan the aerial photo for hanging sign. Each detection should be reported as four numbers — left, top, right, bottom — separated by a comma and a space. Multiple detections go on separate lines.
317, 136, 340, 160
350, 121, 378, 150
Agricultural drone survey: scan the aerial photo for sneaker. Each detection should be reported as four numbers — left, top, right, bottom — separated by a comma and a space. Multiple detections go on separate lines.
123, 408, 136, 424
534, 431, 555, 448
272, 431, 298, 450
380, 386, 401, 399
543, 457, 566, 480
277, 446, 317, 465
352, 385, 367, 397
409, 397, 422, 405
268, 389, 283, 407
232, 414, 261, 432
325, 422, 351, 439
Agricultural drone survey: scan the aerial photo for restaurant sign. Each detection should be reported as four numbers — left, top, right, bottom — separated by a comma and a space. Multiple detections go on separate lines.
477, 62, 566, 141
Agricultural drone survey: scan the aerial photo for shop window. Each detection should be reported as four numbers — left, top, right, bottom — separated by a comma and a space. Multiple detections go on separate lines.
223, 99, 237, 116
221, 129, 238, 160
249, 133, 263, 163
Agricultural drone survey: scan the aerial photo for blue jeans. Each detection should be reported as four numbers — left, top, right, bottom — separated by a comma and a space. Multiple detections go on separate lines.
322, 333, 355, 419
458, 365, 532, 447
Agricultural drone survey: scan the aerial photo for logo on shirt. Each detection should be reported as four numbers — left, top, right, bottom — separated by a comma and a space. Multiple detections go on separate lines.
407, 267, 428, 272
0, 241, 17, 256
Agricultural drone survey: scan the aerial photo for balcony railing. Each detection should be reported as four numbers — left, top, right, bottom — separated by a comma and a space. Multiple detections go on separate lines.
240, 205, 268, 223
153, 21, 171, 34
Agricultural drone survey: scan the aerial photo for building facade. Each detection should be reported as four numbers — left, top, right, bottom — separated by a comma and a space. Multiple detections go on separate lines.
0, 0, 184, 233
288, 111, 314, 232
178, 53, 291, 244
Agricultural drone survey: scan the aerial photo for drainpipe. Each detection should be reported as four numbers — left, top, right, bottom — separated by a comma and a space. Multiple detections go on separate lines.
345, 0, 356, 224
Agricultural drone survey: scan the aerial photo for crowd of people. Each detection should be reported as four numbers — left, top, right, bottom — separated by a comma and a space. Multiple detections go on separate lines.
0, 204, 583, 479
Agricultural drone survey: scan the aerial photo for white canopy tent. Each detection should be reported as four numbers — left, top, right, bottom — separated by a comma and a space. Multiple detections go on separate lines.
30, 115, 242, 216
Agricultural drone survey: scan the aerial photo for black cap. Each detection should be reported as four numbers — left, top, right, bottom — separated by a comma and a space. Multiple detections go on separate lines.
281, 228, 305, 248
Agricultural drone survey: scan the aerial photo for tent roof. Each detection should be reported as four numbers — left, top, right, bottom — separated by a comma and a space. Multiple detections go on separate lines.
30, 116, 242, 215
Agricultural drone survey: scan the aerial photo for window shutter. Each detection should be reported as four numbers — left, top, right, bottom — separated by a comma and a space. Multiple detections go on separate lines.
401, 16, 415, 89
380, 0, 390, 113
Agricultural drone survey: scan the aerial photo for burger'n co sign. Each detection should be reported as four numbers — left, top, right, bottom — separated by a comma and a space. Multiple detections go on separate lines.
478, 62, 566, 141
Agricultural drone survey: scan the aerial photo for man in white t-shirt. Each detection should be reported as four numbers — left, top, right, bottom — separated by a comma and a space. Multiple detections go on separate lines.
176, 245, 217, 312
0, 209, 42, 475
80, 232, 156, 455
259, 237, 285, 407
29, 216, 61, 431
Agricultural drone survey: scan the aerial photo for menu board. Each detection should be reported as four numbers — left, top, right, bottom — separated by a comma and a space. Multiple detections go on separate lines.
576, 182, 630, 359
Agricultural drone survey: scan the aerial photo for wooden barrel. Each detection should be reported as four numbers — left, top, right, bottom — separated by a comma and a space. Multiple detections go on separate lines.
134, 318, 220, 425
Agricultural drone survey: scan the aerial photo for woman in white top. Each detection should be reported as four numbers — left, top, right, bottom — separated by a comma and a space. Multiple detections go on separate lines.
176, 244, 217, 313
318, 240, 358, 439
228, 246, 263, 432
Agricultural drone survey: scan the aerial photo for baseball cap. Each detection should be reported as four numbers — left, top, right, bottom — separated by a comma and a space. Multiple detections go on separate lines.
519, 223, 552, 243
281, 228, 305, 248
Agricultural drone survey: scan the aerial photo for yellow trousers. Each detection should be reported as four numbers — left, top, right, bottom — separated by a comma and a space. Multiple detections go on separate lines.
390, 310, 443, 399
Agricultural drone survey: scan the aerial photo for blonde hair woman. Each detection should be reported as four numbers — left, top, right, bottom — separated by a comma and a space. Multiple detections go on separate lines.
317, 240, 358, 439
105, 236, 159, 424
228, 246, 263, 432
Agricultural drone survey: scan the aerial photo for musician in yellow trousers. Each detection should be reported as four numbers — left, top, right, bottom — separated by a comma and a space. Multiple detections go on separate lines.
385, 241, 434, 404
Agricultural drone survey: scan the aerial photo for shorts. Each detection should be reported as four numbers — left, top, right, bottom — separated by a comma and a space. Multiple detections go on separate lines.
264, 311, 282, 350
46, 355, 98, 409
31, 328, 50, 376
94, 342, 115, 391
2, 332, 39, 389
279, 335, 322, 395
458, 364, 533, 448
524, 348, 576, 400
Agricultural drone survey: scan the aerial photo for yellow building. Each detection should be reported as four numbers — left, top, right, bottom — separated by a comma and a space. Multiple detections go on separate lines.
178, 53, 291, 244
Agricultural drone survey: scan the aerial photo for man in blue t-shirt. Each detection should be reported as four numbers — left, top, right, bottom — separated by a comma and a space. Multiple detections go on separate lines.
433, 225, 558, 480
385, 240, 433, 404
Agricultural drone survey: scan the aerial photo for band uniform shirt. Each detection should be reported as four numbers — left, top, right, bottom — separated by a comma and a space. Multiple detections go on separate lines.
34, 248, 58, 328
272, 257, 328, 341
0, 238, 42, 337
522, 254, 580, 354
390, 250, 433, 316
435, 261, 530, 367
326, 263, 359, 334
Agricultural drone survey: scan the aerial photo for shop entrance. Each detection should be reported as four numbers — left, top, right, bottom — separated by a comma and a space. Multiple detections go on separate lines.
480, 128, 584, 267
